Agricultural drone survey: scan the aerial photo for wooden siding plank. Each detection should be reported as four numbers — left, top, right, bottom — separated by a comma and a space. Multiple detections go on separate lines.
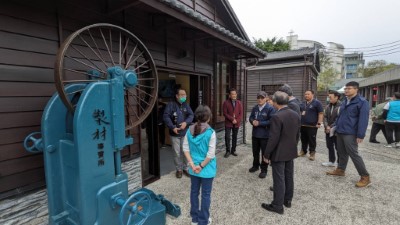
0, 126, 41, 145
0, 15, 58, 41
0, 97, 49, 113
0, 31, 58, 55
0, 111, 43, 129
0, 154, 44, 177
0, 168, 45, 193
0, 49, 55, 68
0, 65, 54, 83
0, 143, 34, 162
0, 82, 56, 97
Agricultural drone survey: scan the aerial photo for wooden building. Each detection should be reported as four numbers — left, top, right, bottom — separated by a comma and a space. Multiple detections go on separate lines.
0, 0, 264, 199
246, 48, 320, 111
359, 66, 400, 107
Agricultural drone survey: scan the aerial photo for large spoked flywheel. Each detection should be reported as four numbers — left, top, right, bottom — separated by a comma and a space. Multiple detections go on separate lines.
55, 23, 158, 130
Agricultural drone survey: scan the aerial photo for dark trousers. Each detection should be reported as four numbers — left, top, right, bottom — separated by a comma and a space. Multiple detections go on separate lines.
251, 137, 269, 172
225, 127, 239, 153
385, 122, 400, 144
300, 126, 318, 153
325, 134, 338, 163
158, 124, 165, 145
336, 134, 369, 176
369, 122, 388, 143
271, 160, 294, 209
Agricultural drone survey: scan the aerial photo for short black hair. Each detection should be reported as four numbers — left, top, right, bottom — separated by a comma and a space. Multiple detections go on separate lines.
229, 88, 237, 94
305, 90, 315, 95
328, 90, 341, 97
175, 88, 185, 95
394, 92, 400, 99
278, 84, 293, 96
345, 81, 359, 89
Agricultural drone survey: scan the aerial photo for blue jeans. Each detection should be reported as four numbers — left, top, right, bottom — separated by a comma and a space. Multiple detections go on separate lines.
190, 176, 214, 225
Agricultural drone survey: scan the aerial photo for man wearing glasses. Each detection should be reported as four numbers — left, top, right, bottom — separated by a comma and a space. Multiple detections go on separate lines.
327, 81, 371, 188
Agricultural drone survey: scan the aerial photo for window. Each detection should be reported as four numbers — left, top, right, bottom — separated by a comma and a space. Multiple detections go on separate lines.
346, 64, 357, 70
346, 73, 353, 79
261, 84, 283, 96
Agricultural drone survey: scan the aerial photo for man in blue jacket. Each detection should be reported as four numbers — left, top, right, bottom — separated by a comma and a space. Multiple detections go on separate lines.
163, 88, 194, 178
248, 91, 275, 178
327, 81, 371, 188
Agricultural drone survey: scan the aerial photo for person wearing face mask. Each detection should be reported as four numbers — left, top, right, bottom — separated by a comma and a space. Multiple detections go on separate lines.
163, 88, 194, 178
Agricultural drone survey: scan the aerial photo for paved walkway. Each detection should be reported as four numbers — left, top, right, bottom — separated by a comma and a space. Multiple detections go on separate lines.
148, 123, 400, 225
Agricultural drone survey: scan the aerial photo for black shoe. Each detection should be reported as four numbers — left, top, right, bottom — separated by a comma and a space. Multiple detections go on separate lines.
269, 186, 274, 192
369, 140, 380, 144
284, 200, 292, 208
224, 152, 230, 158
259, 172, 267, 178
249, 167, 259, 173
231, 152, 238, 156
176, 170, 182, 178
261, 203, 284, 214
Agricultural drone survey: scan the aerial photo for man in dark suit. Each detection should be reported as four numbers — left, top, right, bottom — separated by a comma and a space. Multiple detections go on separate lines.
261, 91, 300, 214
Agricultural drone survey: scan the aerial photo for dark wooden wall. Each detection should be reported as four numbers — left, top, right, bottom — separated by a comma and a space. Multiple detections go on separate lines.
0, 0, 248, 199
247, 67, 310, 111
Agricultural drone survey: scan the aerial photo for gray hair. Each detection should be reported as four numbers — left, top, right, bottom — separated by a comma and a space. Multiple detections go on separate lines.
278, 84, 293, 96
272, 91, 289, 105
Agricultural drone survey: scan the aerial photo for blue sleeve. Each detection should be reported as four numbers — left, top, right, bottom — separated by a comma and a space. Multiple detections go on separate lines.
249, 107, 256, 124
163, 102, 175, 130
357, 100, 370, 139
259, 107, 275, 127
317, 101, 324, 113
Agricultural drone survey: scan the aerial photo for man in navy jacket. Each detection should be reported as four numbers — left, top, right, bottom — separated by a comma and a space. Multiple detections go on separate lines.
327, 81, 371, 188
248, 91, 275, 178
163, 88, 194, 178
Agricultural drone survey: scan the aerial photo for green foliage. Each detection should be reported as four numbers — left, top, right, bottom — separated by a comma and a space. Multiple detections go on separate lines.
317, 67, 337, 91
253, 37, 290, 52
319, 50, 332, 71
359, 60, 398, 77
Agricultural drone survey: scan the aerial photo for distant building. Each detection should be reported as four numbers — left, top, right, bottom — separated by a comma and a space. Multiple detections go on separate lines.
326, 42, 345, 80
246, 48, 320, 111
287, 34, 324, 50
344, 53, 365, 78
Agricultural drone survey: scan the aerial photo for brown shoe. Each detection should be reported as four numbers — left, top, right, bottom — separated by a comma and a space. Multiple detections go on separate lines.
176, 170, 183, 178
309, 152, 316, 161
298, 150, 306, 157
326, 168, 345, 176
356, 176, 371, 188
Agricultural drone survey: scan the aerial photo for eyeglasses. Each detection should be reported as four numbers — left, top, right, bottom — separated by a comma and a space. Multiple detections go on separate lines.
257, 96, 265, 99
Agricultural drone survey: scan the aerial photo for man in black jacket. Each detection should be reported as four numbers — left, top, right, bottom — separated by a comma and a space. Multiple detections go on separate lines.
261, 91, 300, 215
322, 90, 341, 167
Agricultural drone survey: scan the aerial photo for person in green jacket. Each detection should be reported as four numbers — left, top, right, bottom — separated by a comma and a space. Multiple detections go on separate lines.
369, 97, 391, 144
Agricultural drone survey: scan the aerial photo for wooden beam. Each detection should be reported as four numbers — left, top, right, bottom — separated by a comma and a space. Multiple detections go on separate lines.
107, 0, 141, 16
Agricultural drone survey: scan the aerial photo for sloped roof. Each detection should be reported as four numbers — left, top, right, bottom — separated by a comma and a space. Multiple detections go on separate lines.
158, 0, 266, 56
259, 48, 317, 62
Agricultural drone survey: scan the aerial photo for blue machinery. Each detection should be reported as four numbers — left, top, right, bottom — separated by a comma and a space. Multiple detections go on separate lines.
23, 24, 181, 225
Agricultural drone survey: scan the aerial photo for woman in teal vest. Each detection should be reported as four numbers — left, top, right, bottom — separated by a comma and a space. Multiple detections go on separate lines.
183, 105, 216, 225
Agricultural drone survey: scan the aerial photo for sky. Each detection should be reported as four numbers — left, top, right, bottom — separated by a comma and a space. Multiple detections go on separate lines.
228, 0, 400, 64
